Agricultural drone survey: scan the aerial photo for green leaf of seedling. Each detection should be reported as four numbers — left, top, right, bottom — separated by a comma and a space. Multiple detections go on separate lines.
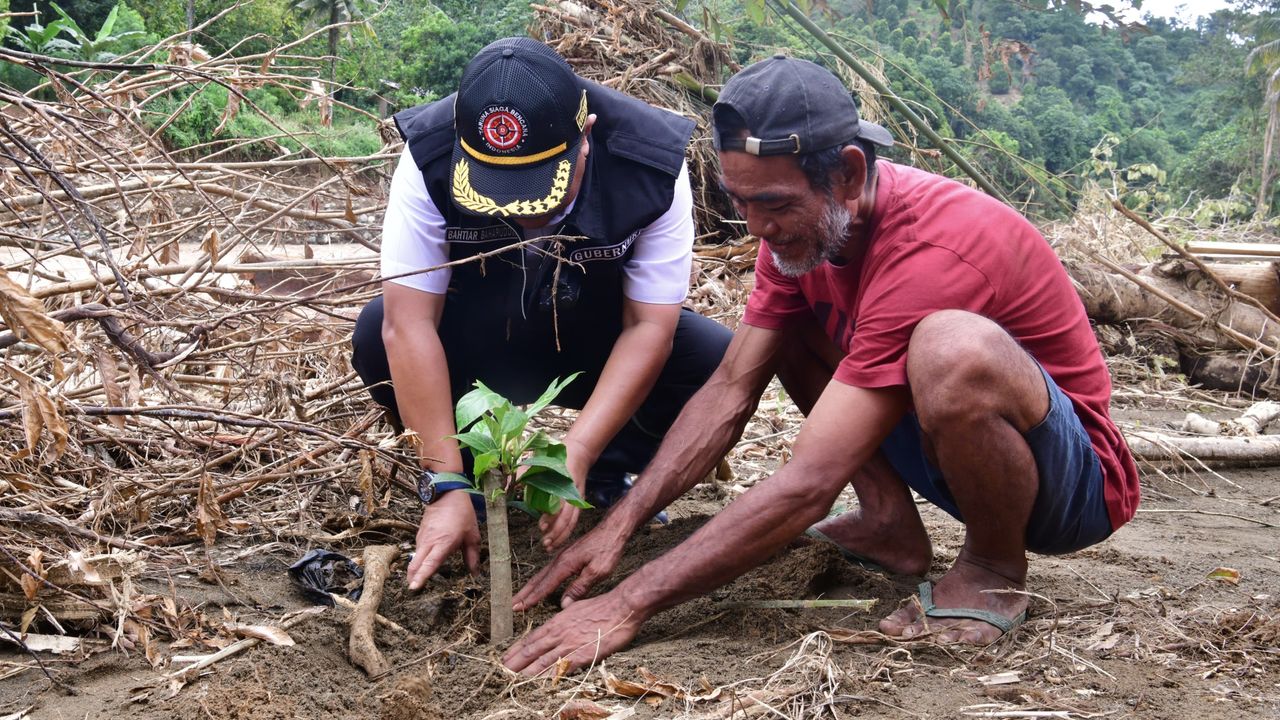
430, 471, 481, 492
522, 472, 591, 509
526, 372, 582, 417
451, 426, 498, 455
522, 430, 554, 453
744, 0, 765, 24
480, 414, 510, 463
471, 451, 500, 480
455, 381, 505, 430
508, 500, 540, 518
498, 404, 528, 440
523, 486, 562, 515
520, 442, 568, 476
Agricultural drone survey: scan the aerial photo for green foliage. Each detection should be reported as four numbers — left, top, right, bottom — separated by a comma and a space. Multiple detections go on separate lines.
987, 67, 1010, 95
1172, 124, 1257, 203
1087, 134, 1171, 212
7, 0, 1265, 220
146, 84, 381, 160
390, 0, 530, 103
5, 1, 151, 59
137, 0, 301, 58
45, 1, 142, 60
442, 376, 590, 517
678, 0, 1279, 216
5, 7, 71, 53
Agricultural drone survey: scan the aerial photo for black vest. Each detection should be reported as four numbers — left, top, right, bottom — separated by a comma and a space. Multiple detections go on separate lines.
393, 81, 694, 380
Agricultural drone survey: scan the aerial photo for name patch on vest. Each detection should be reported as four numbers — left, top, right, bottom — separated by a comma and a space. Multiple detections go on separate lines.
568, 230, 641, 264
446, 225, 519, 243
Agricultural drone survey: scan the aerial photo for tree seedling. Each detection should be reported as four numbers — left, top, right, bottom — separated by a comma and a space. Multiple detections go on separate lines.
431, 375, 590, 642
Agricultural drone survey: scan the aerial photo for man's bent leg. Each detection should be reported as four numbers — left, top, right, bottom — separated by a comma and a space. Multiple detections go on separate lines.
590, 309, 733, 489
880, 310, 1050, 644
351, 296, 403, 428
777, 315, 932, 576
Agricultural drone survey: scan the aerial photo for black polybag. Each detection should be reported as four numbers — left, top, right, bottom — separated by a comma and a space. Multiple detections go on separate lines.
287, 549, 363, 605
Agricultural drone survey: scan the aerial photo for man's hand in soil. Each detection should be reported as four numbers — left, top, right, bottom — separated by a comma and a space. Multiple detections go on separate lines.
512, 521, 627, 610
406, 490, 481, 590
503, 590, 646, 675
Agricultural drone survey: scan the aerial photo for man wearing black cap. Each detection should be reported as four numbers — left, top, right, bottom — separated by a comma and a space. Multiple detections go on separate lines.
351, 38, 732, 590
504, 55, 1137, 674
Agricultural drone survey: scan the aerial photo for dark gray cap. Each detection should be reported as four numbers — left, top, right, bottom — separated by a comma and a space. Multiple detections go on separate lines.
713, 54, 893, 156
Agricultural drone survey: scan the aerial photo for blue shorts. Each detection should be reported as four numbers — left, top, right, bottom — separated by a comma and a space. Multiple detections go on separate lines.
880, 364, 1112, 555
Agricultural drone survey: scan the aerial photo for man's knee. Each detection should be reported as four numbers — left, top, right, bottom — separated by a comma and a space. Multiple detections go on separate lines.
352, 296, 385, 351
351, 297, 388, 383
906, 311, 1045, 432
673, 309, 733, 381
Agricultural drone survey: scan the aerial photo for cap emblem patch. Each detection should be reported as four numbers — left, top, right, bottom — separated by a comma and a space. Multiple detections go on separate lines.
480, 106, 525, 152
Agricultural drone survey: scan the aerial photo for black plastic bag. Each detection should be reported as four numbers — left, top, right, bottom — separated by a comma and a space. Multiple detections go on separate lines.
288, 549, 363, 605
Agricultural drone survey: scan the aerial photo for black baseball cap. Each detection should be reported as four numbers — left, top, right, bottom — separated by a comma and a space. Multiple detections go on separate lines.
713, 54, 893, 156
450, 37, 589, 218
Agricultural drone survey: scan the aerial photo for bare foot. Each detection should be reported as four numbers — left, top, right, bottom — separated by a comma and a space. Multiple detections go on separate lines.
879, 552, 1028, 644
810, 507, 932, 576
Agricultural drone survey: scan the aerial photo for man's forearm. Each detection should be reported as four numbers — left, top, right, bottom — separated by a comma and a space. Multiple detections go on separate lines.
603, 370, 764, 537
616, 459, 845, 617
611, 382, 909, 618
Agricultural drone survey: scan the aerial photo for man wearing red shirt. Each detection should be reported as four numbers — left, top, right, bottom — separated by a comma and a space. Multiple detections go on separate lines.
503, 56, 1139, 675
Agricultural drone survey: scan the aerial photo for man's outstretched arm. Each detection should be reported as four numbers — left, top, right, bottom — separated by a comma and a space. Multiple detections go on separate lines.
382, 282, 482, 589
512, 323, 786, 611
503, 380, 909, 675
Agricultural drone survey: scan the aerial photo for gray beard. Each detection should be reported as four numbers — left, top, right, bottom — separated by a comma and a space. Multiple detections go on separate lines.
770, 201, 854, 278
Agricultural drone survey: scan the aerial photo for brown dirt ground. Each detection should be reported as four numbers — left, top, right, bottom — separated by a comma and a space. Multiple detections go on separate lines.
3, 419, 1279, 720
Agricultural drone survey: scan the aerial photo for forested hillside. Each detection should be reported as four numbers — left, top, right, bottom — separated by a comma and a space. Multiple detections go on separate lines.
3, 0, 1272, 222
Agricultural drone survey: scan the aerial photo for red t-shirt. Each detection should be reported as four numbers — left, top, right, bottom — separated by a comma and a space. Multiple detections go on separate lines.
742, 161, 1139, 531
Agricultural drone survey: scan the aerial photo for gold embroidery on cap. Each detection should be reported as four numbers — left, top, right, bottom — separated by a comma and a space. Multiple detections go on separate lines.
576, 89, 588, 132
452, 159, 571, 217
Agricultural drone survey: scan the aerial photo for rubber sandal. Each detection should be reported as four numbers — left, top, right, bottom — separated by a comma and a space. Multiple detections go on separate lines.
917, 581, 1028, 635
804, 526, 885, 573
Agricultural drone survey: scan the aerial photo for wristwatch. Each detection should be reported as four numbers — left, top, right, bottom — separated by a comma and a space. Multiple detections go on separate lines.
417, 469, 472, 505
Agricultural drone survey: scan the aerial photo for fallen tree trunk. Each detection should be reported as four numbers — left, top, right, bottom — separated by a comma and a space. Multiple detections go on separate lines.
1069, 259, 1280, 397
1197, 262, 1280, 315
1180, 350, 1273, 397
1067, 260, 1280, 353
1126, 430, 1280, 464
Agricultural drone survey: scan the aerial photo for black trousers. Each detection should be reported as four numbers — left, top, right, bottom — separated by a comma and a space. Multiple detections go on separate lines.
351, 296, 733, 482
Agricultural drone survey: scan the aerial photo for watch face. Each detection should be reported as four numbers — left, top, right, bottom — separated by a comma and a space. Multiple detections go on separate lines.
417, 471, 437, 504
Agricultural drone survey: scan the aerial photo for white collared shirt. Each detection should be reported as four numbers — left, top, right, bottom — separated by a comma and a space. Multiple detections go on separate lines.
380, 147, 694, 304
